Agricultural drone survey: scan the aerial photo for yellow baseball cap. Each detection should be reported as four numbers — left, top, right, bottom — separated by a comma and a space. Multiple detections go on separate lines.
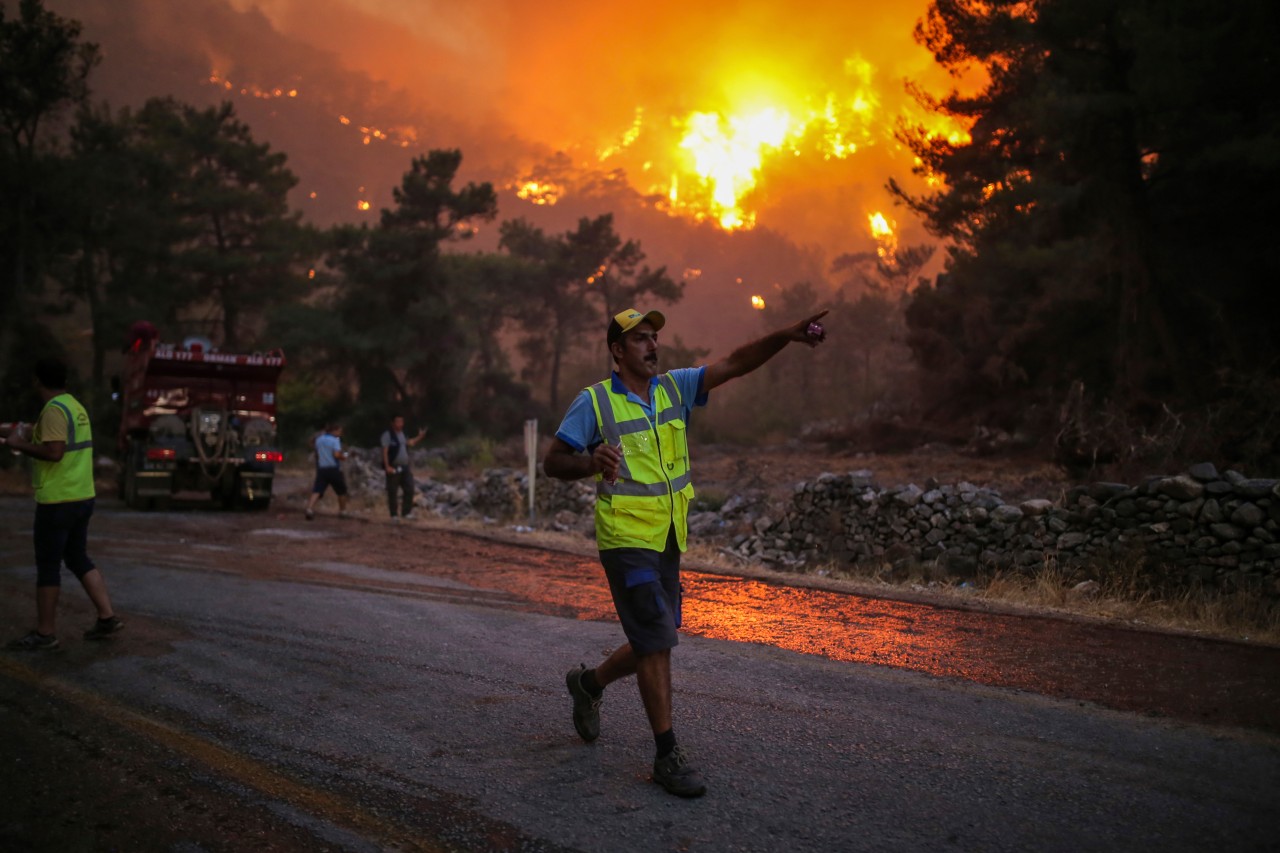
607, 308, 666, 345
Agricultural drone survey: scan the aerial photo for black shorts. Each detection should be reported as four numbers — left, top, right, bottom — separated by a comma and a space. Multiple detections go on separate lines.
34, 498, 96, 587
600, 529, 682, 655
312, 466, 348, 496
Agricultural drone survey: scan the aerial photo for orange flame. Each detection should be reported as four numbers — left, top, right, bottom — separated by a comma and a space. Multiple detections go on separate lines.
515, 180, 562, 206
208, 74, 415, 148
869, 211, 897, 261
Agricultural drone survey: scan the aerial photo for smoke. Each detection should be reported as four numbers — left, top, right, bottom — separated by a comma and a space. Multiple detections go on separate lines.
44, 0, 948, 354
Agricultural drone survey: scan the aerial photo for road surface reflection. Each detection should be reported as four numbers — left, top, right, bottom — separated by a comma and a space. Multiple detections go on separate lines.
465, 547, 1280, 734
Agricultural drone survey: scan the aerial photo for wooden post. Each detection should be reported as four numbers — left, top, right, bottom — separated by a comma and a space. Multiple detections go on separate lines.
524, 419, 538, 522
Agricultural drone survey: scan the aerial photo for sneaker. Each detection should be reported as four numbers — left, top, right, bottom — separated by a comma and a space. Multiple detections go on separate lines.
84, 616, 125, 640
565, 664, 602, 742
391, 516, 401, 524
7, 630, 60, 651
305, 508, 315, 521
402, 512, 417, 521
652, 745, 707, 798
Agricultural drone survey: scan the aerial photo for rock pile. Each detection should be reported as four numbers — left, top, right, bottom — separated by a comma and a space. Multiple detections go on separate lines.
730, 462, 1279, 593
340, 448, 1279, 594
341, 449, 596, 530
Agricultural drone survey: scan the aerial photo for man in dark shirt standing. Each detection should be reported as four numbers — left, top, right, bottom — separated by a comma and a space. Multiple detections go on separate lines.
380, 415, 427, 522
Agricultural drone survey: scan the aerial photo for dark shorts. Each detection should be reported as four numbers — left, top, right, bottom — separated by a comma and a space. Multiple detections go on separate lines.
600, 529, 682, 655
312, 466, 348, 496
34, 498, 96, 587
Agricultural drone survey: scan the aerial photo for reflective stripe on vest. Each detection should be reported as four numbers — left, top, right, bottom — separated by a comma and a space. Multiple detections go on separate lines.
33, 394, 96, 504
588, 374, 694, 552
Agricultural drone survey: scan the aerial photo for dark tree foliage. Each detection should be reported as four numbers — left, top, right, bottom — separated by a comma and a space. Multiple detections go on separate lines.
0, 0, 98, 391
131, 98, 318, 350
58, 103, 175, 388
51, 98, 319, 397
436, 251, 545, 436
893, 0, 1280, 463
498, 213, 682, 412
319, 150, 501, 439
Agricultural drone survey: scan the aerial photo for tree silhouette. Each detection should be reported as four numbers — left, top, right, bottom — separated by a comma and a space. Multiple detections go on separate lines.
0, 0, 99, 386
499, 214, 681, 412
892, 0, 1280, 455
322, 150, 499, 437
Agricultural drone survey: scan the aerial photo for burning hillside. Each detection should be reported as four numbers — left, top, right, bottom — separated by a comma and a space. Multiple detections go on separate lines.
46, 0, 958, 351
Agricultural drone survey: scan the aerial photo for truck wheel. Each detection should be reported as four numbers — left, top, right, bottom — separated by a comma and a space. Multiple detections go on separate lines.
213, 484, 236, 510
122, 465, 144, 510
243, 496, 272, 512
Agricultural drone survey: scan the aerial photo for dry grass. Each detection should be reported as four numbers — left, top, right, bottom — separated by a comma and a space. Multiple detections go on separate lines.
692, 538, 1280, 648
682, 542, 1275, 647
957, 561, 1279, 646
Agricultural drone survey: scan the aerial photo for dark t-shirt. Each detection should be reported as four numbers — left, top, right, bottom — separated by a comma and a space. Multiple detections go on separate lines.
381, 430, 409, 467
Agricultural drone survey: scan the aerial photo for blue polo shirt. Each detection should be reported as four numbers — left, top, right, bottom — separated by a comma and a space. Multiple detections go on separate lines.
555, 367, 708, 452
315, 433, 343, 468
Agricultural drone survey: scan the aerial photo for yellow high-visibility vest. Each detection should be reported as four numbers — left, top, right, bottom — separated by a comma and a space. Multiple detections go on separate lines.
33, 393, 96, 504
588, 374, 694, 551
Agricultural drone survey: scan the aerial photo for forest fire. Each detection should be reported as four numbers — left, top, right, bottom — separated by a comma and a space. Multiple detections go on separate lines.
38, 0, 1000, 300
544, 51, 972, 238
217, 35, 957, 243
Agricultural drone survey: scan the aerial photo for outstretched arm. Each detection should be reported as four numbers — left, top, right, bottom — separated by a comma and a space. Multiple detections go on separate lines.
702, 310, 828, 393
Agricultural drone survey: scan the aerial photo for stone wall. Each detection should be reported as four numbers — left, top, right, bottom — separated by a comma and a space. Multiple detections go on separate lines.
344, 448, 598, 529
345, 447, 1279, 594
729, 463, 1280, 593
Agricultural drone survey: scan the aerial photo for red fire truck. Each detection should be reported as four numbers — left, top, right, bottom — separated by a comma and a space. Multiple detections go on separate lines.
117, 325, 285, 510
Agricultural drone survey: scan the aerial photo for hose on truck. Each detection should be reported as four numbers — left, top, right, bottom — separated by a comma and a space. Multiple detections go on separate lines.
191, 408, 233, 483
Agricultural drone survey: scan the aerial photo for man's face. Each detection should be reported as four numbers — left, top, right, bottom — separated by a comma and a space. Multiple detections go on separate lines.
613, 321, 660, 378
392, 417, 405, 432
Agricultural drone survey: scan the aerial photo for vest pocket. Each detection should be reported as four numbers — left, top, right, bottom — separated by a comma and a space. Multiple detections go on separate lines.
610, 494, 668, 530
673, 486, 691, 520
663, 418, 688, 469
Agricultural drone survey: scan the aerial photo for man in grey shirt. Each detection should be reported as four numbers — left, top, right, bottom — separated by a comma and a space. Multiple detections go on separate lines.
380, 415, 427, 521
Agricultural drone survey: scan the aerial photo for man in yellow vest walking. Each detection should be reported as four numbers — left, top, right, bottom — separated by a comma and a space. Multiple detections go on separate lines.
544, 306, 827, 797
3, 359, 123, 651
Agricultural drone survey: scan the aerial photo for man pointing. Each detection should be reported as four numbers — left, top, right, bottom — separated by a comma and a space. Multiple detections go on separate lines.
544, 305, 827, 797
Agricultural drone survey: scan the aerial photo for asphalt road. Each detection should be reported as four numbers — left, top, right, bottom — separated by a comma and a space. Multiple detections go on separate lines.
1, 496, 1278, 852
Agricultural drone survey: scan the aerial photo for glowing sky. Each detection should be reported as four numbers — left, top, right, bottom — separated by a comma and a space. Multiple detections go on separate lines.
213, 0, 959, 254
